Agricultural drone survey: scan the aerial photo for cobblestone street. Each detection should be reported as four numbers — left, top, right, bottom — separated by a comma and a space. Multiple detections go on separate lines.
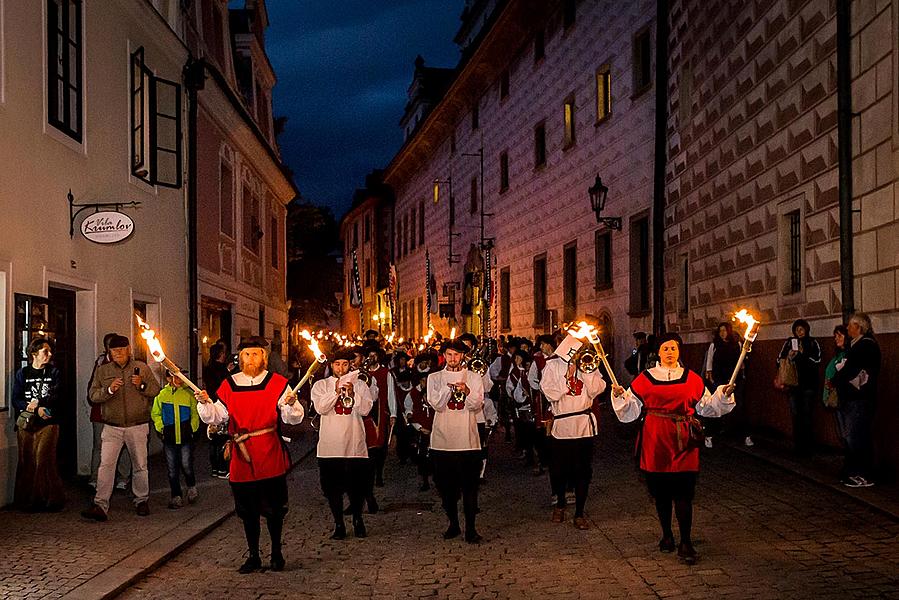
119, 420, 899, 600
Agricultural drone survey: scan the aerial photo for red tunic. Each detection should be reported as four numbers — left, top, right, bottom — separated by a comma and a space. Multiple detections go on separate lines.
406, 387, 433, 432
364, 366, 391, 448
217, 372, 291, 483
631, 370, 707, 473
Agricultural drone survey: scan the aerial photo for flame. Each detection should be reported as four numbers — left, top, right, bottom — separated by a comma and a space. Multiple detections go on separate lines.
450, 327, 456, 339
135, 313, 167, 363
317, 331, 324, 339
308, 339, 327, 362
568, 321, 595, 340
733, 309, 759, 337
300, 329, 312, 341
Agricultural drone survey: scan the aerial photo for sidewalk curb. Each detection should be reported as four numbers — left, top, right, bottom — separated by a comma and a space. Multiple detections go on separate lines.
727, 442, 899, 523
61, 444, 317, 600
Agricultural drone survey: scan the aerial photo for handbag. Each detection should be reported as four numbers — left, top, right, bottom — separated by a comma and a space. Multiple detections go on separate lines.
16, 410, 37, 432
777, 359, 799, 388
823, 386, 839, 409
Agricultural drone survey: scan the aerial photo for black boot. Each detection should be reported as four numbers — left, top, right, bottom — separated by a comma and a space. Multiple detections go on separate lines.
238, 552, 261, 574
443, 523, 461, 539
353, 516, 367, 538
366, 495, 379, 514
330, 523, 346, 540
677, 541, 698, 565
269, 548, 285, 571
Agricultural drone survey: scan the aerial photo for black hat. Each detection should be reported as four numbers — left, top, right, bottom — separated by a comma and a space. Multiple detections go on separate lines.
633, 331, 648, 340
443, 339, 470, 354
108, 335, 130, 349
657, 332, 683, 347
331, 349, 357, 362
394, 351, 410, 361
458, 332, 478, 347
237, 336, 267, 351
395, 369, 415, 383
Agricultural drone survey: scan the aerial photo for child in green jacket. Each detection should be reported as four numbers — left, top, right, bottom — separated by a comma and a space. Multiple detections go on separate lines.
151, 371, 200, 508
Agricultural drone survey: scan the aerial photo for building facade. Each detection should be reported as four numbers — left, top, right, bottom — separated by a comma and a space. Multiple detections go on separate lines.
664, 0, 899, 471
184, 0, 295, 366
385, 0, 659, 363
0, 0, 191, 502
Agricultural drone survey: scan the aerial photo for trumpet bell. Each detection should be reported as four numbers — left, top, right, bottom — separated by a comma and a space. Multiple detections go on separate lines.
575, 348, 599, 373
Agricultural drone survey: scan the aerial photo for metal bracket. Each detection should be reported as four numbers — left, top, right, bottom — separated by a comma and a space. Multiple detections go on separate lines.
597, 216, 622, 231
68, 189, 141, 238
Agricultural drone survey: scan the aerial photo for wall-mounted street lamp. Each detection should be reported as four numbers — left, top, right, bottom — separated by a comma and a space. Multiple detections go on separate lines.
589, 175, 621, 231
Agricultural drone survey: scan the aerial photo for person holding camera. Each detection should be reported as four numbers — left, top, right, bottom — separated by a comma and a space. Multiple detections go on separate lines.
83, 335, 161, 521
12, 337, 64, 512
777, 319, 822, 456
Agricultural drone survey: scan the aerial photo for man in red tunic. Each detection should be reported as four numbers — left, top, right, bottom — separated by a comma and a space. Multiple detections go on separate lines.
195, 337, 304, 573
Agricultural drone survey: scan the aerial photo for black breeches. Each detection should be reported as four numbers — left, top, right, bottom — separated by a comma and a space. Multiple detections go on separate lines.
550, 437, 594, 517
415, 432, 432, 479
319, 458, 367, 522
431, 450, 481, 530
644, 471, 697, 543
230, 476, 289, 553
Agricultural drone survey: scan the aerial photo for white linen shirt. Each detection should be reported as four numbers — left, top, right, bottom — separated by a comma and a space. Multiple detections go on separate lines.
427, 368, 484, 451
540, 359, 606, 439
311, 373, 373, 458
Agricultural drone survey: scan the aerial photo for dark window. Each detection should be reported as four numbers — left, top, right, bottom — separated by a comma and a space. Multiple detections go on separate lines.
403, 213, 409, 256
419, 200, 425, 245
396, 220, 402, 257
353, 222, 359, 249
563, 97, 576, 148
679, 255, 689, 314
364, 214, 371, 242
534, 122, 547, 168
633, 27, 652, 94
533, 255, 547, 326
471, 100, 479, 130
788, 210, 801, 294
499, 151, 509, 192
563, 0, 576, 29
500, 70, 510, 100
220, 159, 234, 237
47, 0, 83, 141
242, 187, 260, 254
470, 177, 478, 215
270, 216, 278, 269
596, 66, 612, 123
410, 206, 417, 251
563, 242, 578, 321
131, 48, 182, 187
500, 268, 511, 331
534, 29, 545, 62
595, 230, 612, 289
365, 258, 371, 288
629, 217, 651, 312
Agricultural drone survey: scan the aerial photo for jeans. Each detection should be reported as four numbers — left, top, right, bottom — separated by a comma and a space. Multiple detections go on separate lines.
836, 399, 874, 479
788, 387, 816, 454
94, 424, 149, 511
164, 442, 196, 498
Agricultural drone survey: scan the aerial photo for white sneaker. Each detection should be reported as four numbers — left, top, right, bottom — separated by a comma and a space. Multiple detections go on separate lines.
115, 481, 128, 491
186, 486, 199, 504
744, 436, 754, 447
168, 496, 183, 509
704, 437, 713, 449
846, 476, 874, 488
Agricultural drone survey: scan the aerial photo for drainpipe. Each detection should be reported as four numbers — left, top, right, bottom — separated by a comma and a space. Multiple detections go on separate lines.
652, 0, 669, 336
836, 0, 854, 320
184, 58, 205, 377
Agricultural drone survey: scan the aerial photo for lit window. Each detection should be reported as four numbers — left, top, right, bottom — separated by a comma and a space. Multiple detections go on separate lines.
596, 67, 611, 123
563, 97, 576, 148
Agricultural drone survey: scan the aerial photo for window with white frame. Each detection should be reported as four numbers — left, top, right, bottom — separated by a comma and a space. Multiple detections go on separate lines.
131, 46, 182, 187
47, 0, 83, 141
220, 148, 234, 237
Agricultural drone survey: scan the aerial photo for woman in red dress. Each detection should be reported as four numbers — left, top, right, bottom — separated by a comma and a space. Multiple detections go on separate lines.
611, 333, 734, 565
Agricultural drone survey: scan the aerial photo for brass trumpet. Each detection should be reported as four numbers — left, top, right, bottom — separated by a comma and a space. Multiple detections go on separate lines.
467, 356, 488, 375
452, 385, 468, 404
337, 384, 355, 409
572, 345, 599, 373
355, 356, 378, 386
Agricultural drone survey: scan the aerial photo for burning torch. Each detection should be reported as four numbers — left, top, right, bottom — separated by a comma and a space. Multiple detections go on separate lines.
568, 320, 620, 389
293, 330, 328, 394
729, 309, 760, 386
135, 315, 202, 393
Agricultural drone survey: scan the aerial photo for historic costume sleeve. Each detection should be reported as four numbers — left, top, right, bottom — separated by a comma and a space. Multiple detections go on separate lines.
512, 380, 527, 405
465, 372, 485, 412
427, 372, 452, 411
277, 383, 305, 425
481, 371, 493, 394
527, 361, 540, 390
352, 379, 374, 417
704, 343, 715, 373
482, 396, 498, 425
695, 383, 736, 418
197, 399, 229, 426
611, 387, 643, 423
539, 361, 568, 403
488, 356, 503, 379
311, 378, 338, 415
583, 368, 606, 398
386, 372, 398, 417
403, 391, 413, 417
505, 375, 515, 397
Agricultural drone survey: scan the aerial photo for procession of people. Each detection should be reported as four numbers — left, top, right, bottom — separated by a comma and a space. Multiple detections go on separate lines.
8, 310, 884, 574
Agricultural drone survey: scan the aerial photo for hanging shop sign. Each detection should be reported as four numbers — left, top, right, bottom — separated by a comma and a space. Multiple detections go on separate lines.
80, 211, 135, 244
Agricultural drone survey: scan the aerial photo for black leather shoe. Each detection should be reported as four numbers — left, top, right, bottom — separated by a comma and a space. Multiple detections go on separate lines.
677, 542, 698, 565
443, 524, 461, 539
658, 536, 676, 553
269, 550, 285, 571
238, 553, 261, 574
330, 524, 346, 540
464, 530, 482, 544
366, 497, 379, 514
80, 504, 108, 522
419, 481, 430, 492
353, 517, 367, 538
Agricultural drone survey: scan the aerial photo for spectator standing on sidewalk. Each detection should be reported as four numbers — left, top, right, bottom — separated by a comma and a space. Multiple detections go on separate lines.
822, 325, 849, 411
777, 319, 822, 456
82, 335, 161, 521
203, 343, 231, 478
195, 337, 304, 573
87, 332, 131, 491
152, 370, 200, 508
12, 338, 64, 512
828, 313, 881, 488
702, 322, 752, 448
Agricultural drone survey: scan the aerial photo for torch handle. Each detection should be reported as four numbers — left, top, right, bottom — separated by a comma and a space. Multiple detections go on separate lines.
728, 340, 752, 387
292, 360, 324, 395
590, 339, 619, 389
161, 358, 202, 394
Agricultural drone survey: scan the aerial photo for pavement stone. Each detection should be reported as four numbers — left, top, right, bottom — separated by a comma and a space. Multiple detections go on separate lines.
112, 412, 899, 600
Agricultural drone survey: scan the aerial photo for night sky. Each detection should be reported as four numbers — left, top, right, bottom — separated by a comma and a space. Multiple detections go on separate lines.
264, 1, 463, 218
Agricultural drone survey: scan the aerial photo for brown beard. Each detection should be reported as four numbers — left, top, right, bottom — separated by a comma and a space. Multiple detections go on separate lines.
242, 364, 264, 378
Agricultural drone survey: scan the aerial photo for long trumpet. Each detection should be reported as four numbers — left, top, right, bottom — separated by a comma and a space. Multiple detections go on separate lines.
355, 355, 378, 386
337, 384, 355, 409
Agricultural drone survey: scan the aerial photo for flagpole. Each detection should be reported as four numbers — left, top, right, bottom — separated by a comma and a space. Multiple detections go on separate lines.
425, 249, 432, 330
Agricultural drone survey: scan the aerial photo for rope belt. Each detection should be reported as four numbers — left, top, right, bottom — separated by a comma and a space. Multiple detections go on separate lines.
230, 427, 276, 463
645, 409, 692, 452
